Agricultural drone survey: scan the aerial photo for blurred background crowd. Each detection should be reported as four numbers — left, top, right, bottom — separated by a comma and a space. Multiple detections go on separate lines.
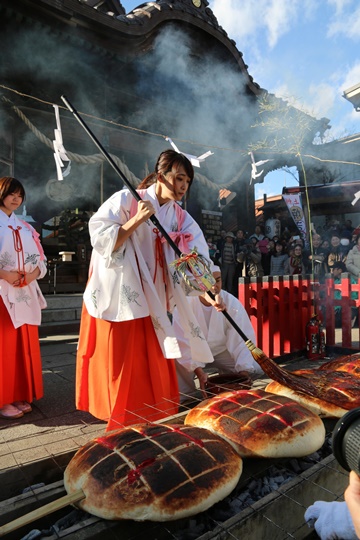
206, 218, 360, 300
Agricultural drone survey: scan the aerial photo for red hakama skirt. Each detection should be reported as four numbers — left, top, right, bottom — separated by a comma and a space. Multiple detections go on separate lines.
76, 303, 179, 431
0, 297, 43, 406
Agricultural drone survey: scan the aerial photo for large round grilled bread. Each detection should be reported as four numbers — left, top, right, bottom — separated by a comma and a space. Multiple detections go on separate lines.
317, 353, 360, 377
265, 380, 348, 418
64, 423, 243, 522
184, 389, 325, 458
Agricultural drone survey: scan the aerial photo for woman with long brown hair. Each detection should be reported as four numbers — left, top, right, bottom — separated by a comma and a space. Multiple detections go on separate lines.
285, 243, 305, 275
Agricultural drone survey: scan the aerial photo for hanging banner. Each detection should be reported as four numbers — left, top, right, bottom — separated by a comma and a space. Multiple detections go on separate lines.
282, 193, 307, 244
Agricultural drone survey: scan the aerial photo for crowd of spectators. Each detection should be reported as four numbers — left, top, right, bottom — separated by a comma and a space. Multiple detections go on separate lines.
207, 218, 360, 296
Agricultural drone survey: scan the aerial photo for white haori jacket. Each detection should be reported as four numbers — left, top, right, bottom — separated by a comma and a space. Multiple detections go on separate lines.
0, 210, 47, 328
174, 290, 262, 373
84, 184, 214, 362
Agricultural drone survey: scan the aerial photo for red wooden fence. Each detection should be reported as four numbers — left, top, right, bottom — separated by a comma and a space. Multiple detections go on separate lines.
238, 273, 360, 358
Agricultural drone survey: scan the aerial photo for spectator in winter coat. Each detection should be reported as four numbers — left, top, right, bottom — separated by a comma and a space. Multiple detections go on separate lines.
327, 232, 348, 272
235, 229, 247, 283
215, 230, 226, 264
220, 232, 237, 295
261, 238, 275, 275
249, 224, 265, 242
270, 241, 289, 276
237, 241, 264, 277
304, 233, 328, 280
284, 244, 306, 275
345, 233, 360, 280
235, 229, 247, 251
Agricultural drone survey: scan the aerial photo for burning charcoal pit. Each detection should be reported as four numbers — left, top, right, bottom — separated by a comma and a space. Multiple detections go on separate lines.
1, 351, 354, 540
168, 435, 334, 540
19, 509, 92, 540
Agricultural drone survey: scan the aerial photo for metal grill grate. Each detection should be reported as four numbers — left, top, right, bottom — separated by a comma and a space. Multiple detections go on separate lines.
0, 347, 353, 539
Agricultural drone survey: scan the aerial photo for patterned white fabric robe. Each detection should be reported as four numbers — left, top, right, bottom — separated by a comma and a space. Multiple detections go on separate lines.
84, 184, 214, 363
0, 210, 47, 328
174, 290, 261, 373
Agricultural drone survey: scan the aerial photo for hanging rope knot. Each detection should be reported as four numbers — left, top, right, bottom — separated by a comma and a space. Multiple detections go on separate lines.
170, 248, 216, 292
8, 225, 26, 287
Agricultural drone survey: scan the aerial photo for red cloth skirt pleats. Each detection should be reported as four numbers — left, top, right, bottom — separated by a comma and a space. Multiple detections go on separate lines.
0, 297, 43, 406
76, 303, 179, 431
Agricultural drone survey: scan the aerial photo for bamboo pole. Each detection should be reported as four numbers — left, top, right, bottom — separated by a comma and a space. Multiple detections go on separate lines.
0, 489, 85, 537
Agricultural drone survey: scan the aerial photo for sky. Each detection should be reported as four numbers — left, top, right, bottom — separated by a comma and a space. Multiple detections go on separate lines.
120, 0, 360, 199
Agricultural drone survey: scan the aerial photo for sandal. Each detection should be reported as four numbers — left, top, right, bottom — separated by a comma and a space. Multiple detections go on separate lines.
0, 403, 24, 419
12, 401, 32, 414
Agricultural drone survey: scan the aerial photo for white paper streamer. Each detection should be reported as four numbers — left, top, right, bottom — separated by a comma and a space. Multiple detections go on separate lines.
352, 190, 360, 206
249, 151, 273, 184
166, 137, 213, 168
53, 105, 71, 181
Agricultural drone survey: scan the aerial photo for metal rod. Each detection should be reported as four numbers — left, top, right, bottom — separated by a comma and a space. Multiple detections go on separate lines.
60, 96, 250, 343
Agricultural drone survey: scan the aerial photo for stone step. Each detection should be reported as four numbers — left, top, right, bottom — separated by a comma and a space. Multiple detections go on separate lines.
43, 294, 83, 310
40, 294, 83, 337
41, 305, 82, 324
39, 320, 80, 338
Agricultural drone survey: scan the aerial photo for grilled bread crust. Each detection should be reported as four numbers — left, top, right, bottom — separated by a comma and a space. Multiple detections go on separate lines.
318, 354, 360, 376
265, 381, 348, 418
64, 423, 243, 522
185, 389, 325, 458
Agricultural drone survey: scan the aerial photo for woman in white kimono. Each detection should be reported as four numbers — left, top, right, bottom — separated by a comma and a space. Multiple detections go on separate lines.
76, 149, 215, 431
0, 177, 47, 419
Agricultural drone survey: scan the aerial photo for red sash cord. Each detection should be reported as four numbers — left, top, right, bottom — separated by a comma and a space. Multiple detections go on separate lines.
8, 225, 26, 287
153, 228, 166, 284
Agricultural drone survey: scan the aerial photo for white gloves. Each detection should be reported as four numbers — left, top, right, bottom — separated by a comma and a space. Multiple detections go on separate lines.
304, 501, 358, 540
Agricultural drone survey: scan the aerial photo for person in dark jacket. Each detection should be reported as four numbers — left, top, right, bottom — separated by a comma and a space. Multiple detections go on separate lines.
220, 232, 237, 295
235, 229, 247, 284
237, 240, 264, 277
304, 233, 328, 280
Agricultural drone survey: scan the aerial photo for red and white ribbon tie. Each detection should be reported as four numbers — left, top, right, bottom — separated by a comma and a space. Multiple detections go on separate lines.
162, 231, 194, 253
53, 104, 71, 181
166, 137, 214, 168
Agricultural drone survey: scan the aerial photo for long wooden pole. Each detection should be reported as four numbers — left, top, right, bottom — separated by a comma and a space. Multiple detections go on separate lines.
0, 490, 85, 536
60, 96, 256, 346
61, 95, 183, 256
